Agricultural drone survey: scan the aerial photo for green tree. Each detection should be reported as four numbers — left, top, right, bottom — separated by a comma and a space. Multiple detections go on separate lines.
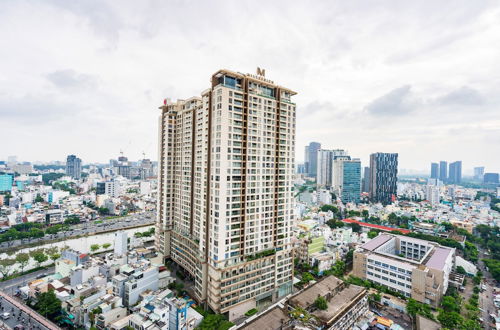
0, 258, 16, 278
196, 314, 233, 330
50, 253, 61, 262
326, 219, 345, 229
368, 230, 379, 239
332, 260, 345, 277
64, 216, 81, 225
362, 210, 369, 219
320, 204, 338, 213
406, 299, 420, 317
437, 310, 463, 329
98, 207, 109, 215
369, 292, 382, 303
441, 295, 460, 313
406, 298, 434, 320
345, 249, 354, 265
456, 266, 466, 275
347, 210, 361, 217
302, 272, 314, 284
90, 244, 100, 252
34, 290, 61, 319
314, 296, 328, 310
33, 251, 48, 268
102, 243, 111, 249
349, 223, 362, 233
15, 252, 30, 273
34, 194, 44, 203
459, 319, 482, 330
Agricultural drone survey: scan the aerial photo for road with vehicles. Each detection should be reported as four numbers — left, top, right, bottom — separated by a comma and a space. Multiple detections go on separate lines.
0, 290, 61, 330
0, 267, 56, 297
478, 248, 497, 329
0, 212, 155, 251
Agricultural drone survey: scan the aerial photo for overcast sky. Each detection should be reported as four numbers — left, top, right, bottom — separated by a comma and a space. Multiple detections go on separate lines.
1, 0, 499, 173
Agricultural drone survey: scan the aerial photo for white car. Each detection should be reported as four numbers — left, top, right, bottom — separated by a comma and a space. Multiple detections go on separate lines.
1, 312, 10, 320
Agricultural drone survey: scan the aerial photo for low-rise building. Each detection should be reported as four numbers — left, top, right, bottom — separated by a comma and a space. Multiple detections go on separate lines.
353, 233, 455, 307
288, 276, 368, 329
112, 261, 159, 307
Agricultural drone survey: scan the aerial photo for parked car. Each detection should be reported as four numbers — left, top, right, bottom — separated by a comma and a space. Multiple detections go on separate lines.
1, 312, 10, 320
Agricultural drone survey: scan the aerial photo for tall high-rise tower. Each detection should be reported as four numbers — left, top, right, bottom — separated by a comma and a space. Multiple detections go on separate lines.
448, 161, 462, 184
439, 161, 448, 182
430, 163, 439, 179
369, 153, 398, 205
304, 142, 321, 178
66, 155, 82, 180
474, 167, 485, 181
156, 69, 296, 319
316, 149, 348, 187
333, 157, 361, 203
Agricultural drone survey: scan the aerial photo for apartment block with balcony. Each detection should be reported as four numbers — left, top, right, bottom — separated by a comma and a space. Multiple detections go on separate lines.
156, 69, 296, 320
353, 233, 455, 307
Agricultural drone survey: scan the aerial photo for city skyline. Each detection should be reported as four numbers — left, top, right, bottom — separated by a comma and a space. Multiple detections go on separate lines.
1, 1, 500, 172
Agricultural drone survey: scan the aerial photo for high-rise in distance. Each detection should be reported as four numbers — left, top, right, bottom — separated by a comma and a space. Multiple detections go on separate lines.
369, 153, 398, 205
304, 142, 321, 178
439, 161, 448, 182
430, 162, 439, 179
448, 161, 462, 184
474, 167, 484, 181
333, 157, 361, 203
156, 69, 295, 320
316, 149, 348, 188
66, 154, 82, 180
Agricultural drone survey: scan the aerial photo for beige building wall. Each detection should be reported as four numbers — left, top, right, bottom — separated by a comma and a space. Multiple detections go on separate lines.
352, 251, 367, 279
157, 69, 296, 319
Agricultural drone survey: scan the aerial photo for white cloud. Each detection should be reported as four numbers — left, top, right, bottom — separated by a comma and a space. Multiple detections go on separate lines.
0, 0, 499, 172
365, 85, 417, 116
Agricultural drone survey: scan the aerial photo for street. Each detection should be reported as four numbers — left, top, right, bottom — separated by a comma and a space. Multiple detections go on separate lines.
0, 291, 61, 330
0, 212, 155, 252
478, 248, 496, 329
0, 267, 55, 297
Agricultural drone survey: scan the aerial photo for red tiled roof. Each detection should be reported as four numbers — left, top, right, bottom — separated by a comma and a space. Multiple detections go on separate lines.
342, 218, 411, 234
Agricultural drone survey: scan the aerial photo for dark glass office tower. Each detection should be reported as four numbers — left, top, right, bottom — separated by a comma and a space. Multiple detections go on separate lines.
369, 153, 398, 205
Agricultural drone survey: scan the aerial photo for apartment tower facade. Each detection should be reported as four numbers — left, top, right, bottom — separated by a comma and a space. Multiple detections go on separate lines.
156, 69, 296, 320
316, 149, 348, 188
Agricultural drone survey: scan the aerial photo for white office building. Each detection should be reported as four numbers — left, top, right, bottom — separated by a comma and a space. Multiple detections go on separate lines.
353, 233, 455, 307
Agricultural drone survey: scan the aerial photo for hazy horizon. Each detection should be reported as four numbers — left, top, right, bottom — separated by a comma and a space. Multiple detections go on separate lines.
1, 1, 499, 172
